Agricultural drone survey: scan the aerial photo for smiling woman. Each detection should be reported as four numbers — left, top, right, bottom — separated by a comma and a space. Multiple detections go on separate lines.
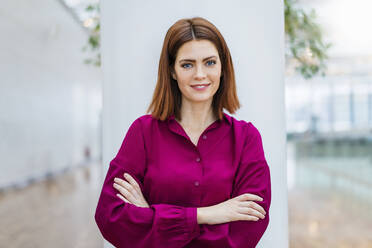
147, 17, 239, 123
171, 40, 221, 106
172, 40, 221, 103
95, 17, 271, 248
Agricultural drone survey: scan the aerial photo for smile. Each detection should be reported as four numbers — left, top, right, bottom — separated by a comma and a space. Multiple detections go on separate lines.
190, 83, 211, 91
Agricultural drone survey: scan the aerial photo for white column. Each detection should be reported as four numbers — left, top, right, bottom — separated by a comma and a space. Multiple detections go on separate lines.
100, 1, 288, 247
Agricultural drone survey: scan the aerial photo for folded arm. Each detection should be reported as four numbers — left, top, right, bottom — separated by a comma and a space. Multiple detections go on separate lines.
94, 119, 200, 248
193, 123, 272, 248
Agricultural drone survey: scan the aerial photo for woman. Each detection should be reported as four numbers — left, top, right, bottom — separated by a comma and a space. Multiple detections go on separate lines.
95, 17, 271, 248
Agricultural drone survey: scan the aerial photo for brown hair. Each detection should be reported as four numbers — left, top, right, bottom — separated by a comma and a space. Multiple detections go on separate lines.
146, 17, 240, 121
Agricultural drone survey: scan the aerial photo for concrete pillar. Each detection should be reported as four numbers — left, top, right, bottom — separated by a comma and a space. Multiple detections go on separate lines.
100, 1, 288, 247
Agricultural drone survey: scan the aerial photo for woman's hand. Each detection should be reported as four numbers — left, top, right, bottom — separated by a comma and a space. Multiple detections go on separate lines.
113, 173, 150, 208
197, 193, 266, 225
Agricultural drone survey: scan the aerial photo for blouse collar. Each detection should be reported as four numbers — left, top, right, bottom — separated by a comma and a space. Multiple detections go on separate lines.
167, 112, 232, 125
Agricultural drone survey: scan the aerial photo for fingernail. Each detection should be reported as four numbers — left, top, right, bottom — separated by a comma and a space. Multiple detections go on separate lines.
124, 173, 128, 177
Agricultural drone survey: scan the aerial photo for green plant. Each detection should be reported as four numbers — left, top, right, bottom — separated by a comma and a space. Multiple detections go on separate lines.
82, 4, 101, 67
285, 0, 332, 79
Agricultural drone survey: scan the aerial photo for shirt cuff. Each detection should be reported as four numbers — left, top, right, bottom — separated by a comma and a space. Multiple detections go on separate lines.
185, 207, 201, 239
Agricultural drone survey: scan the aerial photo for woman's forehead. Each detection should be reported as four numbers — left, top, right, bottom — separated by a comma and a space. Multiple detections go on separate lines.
176, 40, 219, 60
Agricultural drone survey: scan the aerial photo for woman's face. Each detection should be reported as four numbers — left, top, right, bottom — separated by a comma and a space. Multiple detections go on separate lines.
172, 39, 222, 105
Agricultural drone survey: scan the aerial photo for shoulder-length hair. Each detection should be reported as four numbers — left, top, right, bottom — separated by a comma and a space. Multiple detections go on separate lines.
146, 17, 240, 121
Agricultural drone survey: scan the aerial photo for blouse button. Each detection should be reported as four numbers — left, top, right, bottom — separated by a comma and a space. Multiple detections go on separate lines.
194, 181, 200, 186
196, 157, 201, 162
202, 135, 207, 140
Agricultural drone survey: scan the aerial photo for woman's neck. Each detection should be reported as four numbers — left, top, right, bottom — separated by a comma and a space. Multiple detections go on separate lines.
177, 99, 217, 130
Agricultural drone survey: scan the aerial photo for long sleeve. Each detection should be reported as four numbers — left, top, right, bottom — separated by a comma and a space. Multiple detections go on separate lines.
197, 122, 271, 248
94, 118, 200, 248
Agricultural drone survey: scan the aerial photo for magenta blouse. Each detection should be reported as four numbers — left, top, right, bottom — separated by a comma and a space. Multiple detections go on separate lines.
95, 112, 271, 248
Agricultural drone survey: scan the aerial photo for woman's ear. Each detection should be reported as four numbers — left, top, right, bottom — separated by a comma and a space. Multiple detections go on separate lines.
171, 72, 177, 80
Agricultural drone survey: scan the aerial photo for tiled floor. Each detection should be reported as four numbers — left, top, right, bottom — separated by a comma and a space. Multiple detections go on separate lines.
289, 188, 372, 248
0, 163, 103, 248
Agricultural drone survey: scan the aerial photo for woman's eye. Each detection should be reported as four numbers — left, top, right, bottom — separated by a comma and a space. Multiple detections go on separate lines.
206, 60, 216, 66
181, 63, 192, 69
181, 60, 216, 68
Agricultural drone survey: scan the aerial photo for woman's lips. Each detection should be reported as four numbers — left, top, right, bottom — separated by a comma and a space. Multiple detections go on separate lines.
190, 83, 211, 91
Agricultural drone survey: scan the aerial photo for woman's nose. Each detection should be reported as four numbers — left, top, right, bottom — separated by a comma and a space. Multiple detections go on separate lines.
194, 64, 206, 80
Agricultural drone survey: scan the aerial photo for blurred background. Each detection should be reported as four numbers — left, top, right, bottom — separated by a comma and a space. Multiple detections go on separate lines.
0, 0, 371, 247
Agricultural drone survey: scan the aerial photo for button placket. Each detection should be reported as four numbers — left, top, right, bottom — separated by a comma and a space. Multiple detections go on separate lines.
193, 148, 202, 189
194, 154, 201, 188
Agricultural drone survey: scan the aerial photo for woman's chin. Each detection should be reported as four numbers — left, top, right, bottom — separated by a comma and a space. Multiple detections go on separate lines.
185, 96, 214, 104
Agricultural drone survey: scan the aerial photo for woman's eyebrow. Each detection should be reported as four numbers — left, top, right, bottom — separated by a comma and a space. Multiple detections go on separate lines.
179, 55, 217, 63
